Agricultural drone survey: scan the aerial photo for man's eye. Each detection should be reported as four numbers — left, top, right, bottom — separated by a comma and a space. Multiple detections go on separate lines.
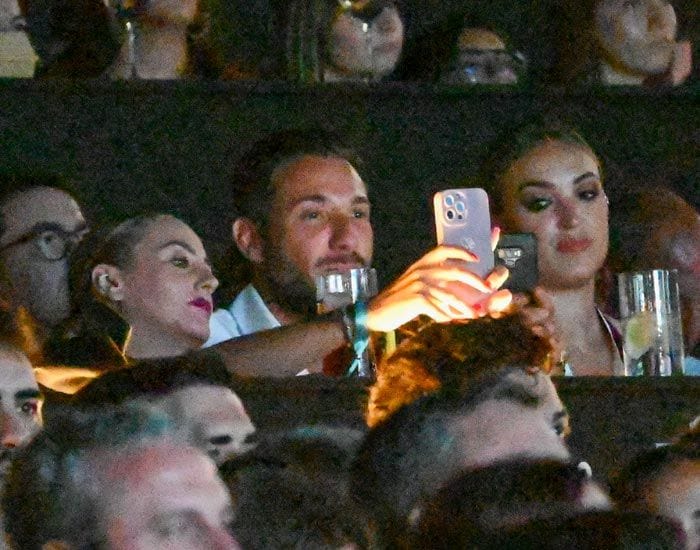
155, 517, 200, 539
171, 256, 189, 268
525, 198, 551, 213
301, 210, 321, 221
19, 401, 38, 415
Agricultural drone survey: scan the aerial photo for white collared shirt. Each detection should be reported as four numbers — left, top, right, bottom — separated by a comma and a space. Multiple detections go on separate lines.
204, 284, 280, 347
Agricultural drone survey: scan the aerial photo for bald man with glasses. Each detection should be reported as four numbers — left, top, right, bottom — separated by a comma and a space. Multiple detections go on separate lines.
0, 174, 88, 347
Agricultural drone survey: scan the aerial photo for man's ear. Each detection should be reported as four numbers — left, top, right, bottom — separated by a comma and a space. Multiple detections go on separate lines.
232, 217, 265, 264
91, 264, 125, 303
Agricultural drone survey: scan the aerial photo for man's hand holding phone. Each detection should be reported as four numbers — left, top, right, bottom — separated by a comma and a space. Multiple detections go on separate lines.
366, 244, 512, 332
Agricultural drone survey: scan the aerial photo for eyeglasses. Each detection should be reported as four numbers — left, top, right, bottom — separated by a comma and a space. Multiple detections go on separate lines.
443, 49, 527, 85
0, 223, 89, 261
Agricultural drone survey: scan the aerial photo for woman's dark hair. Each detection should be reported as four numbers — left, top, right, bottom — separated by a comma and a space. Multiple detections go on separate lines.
68, 213, 164, 332
478, 118, 599, 214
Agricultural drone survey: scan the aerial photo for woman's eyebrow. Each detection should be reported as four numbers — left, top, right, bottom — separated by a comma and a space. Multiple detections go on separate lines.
573, 171, 600, 185
518, 171, 599, 192
518, 180, 552, 192
158, 240, 196, 254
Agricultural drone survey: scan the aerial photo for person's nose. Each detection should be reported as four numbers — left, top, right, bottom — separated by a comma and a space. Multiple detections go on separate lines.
0, 412, 28, 449
195, 263, 219, 294
556, 198, 581, 229
328, 213, 358, 251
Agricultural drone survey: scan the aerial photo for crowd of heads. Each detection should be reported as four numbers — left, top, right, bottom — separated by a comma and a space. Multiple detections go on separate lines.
0, 0, 693, 85
0, 114, 697, 547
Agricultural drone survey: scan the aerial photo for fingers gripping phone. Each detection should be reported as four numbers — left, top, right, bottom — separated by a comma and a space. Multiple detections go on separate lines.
433, 188, 494, 277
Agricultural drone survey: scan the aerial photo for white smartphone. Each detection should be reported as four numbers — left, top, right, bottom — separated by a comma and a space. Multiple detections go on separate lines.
433, 187, 494, 277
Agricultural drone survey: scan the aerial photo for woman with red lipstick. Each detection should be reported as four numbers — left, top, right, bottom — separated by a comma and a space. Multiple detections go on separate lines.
69, 213, 219, 362
481, 121, 624, 376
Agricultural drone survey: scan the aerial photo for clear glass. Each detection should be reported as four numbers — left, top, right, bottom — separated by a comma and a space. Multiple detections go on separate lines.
617, 269, 685, 376
316, 267, 378, 314
316, 267, 378, 377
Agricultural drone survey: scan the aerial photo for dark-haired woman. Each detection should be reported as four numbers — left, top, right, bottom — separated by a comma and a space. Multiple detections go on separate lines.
70, 213, 218, 361
483, 123, 623, 376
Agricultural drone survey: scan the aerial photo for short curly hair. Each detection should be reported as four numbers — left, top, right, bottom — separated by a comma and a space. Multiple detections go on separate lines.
367, 312, 553, 427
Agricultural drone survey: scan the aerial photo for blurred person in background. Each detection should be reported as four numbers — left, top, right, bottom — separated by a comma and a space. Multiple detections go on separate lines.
73, 352, 256, 465
607, 186, 699, 374
594, 0, 692, 86
4, 401, 239, 549
610, 427, 699, 550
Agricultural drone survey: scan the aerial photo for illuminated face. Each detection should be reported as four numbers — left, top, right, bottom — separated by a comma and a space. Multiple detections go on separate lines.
0, 187, 87, 328
328, 3, 404, 79
153, 384, 256, 464
0, 345, 42, 475
595, 0, 677, 74
498, 140, 608, 291
102, 443, 240, 550
111, 216, 218, 356
646, 459, 700, 550
259, 155, 373, 314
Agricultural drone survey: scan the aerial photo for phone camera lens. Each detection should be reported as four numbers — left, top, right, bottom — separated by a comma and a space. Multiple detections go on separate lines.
445, 195, 455, 207
455, 201, 465, 213
446, 210, 454, 220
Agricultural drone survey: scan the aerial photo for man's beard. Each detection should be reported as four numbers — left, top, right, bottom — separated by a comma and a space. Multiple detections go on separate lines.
259, 242, 370, 318
260, 246, 320, 318
0, 447, 16, 476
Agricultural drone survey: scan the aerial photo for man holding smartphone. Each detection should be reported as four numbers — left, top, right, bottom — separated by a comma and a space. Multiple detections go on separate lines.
205, 128, 513, 377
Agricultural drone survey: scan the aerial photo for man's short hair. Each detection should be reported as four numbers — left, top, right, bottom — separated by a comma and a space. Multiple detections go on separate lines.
413, 458, 606, 547
3, 401, 172, 549
71, 350, 234, 407
609, 427, 699, 509
232, 128, 360, 232
219, 425, 372, 549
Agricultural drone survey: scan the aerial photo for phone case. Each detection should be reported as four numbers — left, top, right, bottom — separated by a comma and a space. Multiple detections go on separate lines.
494, 233, 539, 292
433, 188, 494, 277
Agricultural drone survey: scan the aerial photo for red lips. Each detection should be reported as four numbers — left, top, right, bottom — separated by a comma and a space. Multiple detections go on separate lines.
556, 238, 593, 254
189, 297, 213, 315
